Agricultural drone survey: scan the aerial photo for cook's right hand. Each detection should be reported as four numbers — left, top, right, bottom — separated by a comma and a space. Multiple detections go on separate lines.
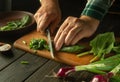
34, 0, 61, 34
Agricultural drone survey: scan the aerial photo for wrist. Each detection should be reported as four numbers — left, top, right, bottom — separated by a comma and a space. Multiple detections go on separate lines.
80, 15, 100, 27
80, 15, 100, 22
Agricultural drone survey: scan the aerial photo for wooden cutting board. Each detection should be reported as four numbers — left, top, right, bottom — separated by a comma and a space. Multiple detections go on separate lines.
13, 30, 96, 66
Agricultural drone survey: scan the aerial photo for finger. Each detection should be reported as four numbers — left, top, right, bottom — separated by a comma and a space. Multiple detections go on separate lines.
55, 30, 68, 51
37, 16, 42, 32
65, 26, 82, 45
55, 23, 73, 50
34, 13, 43, 32
38, 14, 50, 32
71, 29, 85, 45
34, 13, 40, 23
54, 20, 68, 44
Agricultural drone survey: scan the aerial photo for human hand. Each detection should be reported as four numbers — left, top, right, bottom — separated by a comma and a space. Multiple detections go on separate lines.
54, 16, 100, 51
34, 0, 61, 34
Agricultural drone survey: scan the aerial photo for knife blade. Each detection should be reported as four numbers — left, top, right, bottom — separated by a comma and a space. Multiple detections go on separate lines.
46, 29, 55, 59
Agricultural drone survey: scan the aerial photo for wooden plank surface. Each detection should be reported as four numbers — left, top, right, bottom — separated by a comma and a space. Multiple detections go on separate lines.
13, 30, 95, 66
0, 48, 25, 70
0, 52, 48, 82
25, 60, 65, 82
25, 60, 94, 82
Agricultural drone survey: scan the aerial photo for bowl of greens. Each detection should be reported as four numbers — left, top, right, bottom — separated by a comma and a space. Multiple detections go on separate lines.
0, 11, 36, 37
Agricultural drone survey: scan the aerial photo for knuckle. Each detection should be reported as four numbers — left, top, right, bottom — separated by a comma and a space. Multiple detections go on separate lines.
67, 16, 73, 20
74, 18, 80, 23
44, 12, 49, 17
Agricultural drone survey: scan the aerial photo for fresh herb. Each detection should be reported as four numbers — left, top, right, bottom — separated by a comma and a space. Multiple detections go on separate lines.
77, 32, 115, 62
0, 15, 30, 31
60, 45, 85, 53
29, 39, 49, 50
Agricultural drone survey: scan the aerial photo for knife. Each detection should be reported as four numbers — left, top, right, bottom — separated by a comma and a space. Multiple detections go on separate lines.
46, 29, 55, 59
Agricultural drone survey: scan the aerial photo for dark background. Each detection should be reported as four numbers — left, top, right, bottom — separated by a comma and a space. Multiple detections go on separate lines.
0, 0, 120, 36
0, 0, 119, 16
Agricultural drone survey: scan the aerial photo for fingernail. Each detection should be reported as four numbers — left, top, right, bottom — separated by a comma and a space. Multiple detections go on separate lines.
55, 46, 59, 51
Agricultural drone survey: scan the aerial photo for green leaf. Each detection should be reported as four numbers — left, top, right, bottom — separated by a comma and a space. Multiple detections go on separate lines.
90, 32, 115, 56
111, 63, 120, 75
110, 76, 120, 82
90, 32, 115, 62
77, 32, 115, 62
113, 45, 120, 54
19, 15, 30, 28
60, 45, 85, 53
75, 54, 120, 74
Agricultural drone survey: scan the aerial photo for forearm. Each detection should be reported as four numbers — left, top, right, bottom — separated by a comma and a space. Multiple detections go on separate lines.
81, 0, 115, 21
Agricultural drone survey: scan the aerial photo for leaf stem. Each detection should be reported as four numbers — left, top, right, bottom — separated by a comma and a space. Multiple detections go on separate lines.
77, 50, 92, 57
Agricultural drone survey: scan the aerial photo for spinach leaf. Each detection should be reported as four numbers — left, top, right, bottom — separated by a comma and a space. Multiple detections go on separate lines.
90, 32, 115, 60
78, 32, 115, 62
60, 45, 85, 53
0, 15, 30, 31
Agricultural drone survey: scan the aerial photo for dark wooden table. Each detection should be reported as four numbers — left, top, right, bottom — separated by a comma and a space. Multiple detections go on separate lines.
0, 38, 94, 82
0, 13, 120, 82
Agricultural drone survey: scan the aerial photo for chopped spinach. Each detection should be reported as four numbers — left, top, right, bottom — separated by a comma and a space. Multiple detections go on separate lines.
29, 39, 48, 50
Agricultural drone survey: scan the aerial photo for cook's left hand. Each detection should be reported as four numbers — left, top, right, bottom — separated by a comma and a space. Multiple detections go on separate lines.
54, 15, 100, 51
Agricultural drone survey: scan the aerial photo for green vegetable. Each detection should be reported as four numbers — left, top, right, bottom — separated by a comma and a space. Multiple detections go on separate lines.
112, 45, 120, 54
60, 45, 85, 53
0, 15, 30, 31
75, 54, 120, 74
29, 38, 85, 53
56, 54, 120, 78
77, 32, 115, 62
110, 63, 120, 76
29, 39, 49, 50
110, 76, 120, 82
20, 61, 29, 64
19, 15, 30, 28
91, 59, 120, 82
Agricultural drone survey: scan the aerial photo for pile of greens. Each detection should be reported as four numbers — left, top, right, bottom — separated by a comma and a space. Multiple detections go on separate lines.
0, 15, 30, 31
77, 32, 120, 62
29, 39, 49, 50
